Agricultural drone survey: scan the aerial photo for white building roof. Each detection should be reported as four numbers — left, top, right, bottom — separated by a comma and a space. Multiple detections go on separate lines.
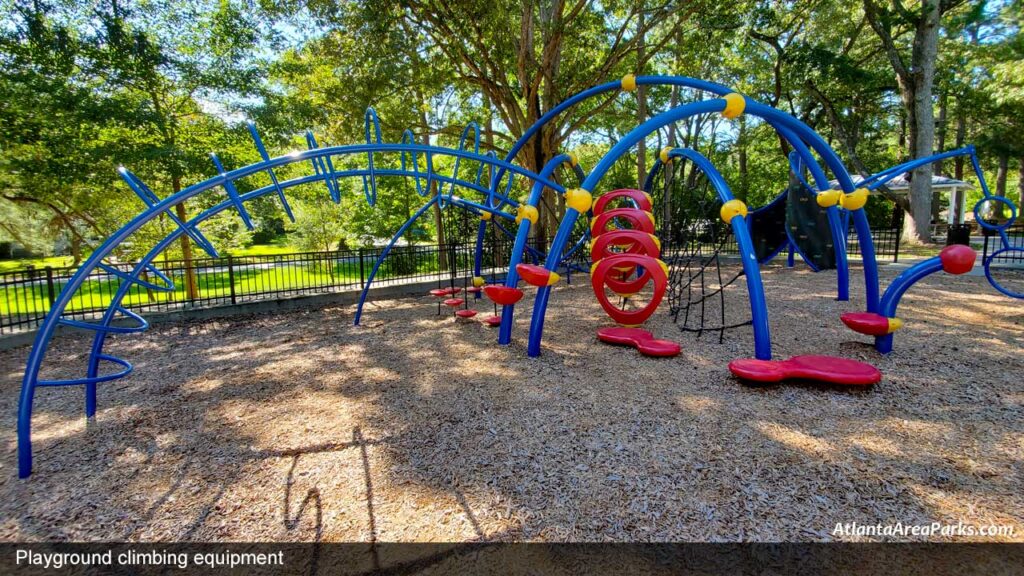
828, 174, 973, 193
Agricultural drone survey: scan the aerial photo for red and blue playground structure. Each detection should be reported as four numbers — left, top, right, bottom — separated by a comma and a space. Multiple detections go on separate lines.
15, 75, 1022, 478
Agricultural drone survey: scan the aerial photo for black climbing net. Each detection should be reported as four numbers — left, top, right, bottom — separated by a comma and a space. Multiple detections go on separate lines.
647, 156, 752, 343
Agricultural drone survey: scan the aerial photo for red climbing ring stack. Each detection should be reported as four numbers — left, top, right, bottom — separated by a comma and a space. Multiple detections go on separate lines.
589, 189, 680, 357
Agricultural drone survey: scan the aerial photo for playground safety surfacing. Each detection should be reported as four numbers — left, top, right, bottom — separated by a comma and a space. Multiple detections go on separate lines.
1, 264, 1021, 542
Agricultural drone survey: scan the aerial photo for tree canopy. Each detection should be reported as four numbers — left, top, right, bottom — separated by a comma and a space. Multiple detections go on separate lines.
1, 0, 1021, 261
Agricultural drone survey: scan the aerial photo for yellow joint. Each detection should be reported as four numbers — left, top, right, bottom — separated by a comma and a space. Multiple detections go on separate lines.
887, 317, 903, 334
546, 271, 561, 286
566, 152, 579, 167
649, 234, 661, 251
840, 188, 869, 211
515, 204, 538, 225
720, 199, 748, 223
614, 292, 636, 299
645, 211, 656, 226
565, 188, 593, 214
643, 191, 653, 205
816, 189, 842, 208
480, 210, 493, 221
472, 276, 486, 288
590, 261, 600, 275
722, 93, 746, 119
659, 146, 673, 164
621, 74, 637, 92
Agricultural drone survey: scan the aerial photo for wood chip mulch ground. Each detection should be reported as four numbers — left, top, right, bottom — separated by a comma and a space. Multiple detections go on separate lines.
1, 264, 1021, 543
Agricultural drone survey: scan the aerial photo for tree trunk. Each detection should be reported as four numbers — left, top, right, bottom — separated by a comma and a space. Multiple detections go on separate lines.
737, 115, 748, 201
636, 9, 647, 186
935, 89, 948, 176
996, 153, 1008, 197
870, 0, 941, 244
663, 85, 679, 232
70, 234, 82, 267
898, 113, 907, 158
1018, 157, 1024, 212
954, 104, 966, 180
419, 110, 446, 272
173, 174, 200, 300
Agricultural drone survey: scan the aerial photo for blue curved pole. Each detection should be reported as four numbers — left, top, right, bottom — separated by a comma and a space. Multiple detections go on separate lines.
529, 93, 877, 355
526, 100, 722, 357
873, 256, 945, 354
527, 101, 775, 357
673, 149, 772, 359
498, 153, 574, 345
858, 146, 979, 190
743, 102, 877, 311
354, 195, 440, 325
636, 95, 849, 299
19, 141, 568, 478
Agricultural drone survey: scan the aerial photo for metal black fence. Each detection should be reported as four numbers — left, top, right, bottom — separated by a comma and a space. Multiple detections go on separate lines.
847, 225, 902, 263
0, 221, 906, 336
983, 224, 1024, 264
0, 237, 550, 335
666, 225, 903, 263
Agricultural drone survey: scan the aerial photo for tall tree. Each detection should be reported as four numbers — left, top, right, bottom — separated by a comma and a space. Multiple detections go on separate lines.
864, 0, 966, 243
292, 0, 691, 242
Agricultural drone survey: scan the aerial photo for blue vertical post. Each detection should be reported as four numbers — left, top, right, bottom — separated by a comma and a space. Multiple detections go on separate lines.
498, 154, 572, 345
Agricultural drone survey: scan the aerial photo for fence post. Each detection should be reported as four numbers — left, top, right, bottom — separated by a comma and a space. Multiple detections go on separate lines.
227, 255, 237, 305
893, 221, 902, 263
44, 266, 56, 306
359, 248, 365, 287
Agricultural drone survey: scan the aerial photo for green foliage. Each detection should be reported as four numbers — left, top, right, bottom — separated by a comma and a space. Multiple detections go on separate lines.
288, 194, 349, 252
2, 0, 1022, 273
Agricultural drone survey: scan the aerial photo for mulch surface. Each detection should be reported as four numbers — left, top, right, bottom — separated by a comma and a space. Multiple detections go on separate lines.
1, 264, 1021, 542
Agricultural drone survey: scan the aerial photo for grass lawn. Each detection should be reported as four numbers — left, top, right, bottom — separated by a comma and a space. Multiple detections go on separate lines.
225, 240, 298, 257
0, 255, 76, 272
0, 242, 297, 274
0, 251, 442, 321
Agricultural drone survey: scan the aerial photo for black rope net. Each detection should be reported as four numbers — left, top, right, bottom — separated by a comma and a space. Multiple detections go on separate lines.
648, 156, 752, 343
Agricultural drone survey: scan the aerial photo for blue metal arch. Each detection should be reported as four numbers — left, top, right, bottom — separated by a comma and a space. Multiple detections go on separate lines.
503, 75, 855, 306
524, 92, 881, 357
498, 153, 581, 345
17, 137, 574, 478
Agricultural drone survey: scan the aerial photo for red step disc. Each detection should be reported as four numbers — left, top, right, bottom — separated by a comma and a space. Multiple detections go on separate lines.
728, 355, 881, 386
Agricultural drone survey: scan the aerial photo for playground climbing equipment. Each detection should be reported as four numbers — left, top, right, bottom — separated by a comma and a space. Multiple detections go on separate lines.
15, 73, 1021, 478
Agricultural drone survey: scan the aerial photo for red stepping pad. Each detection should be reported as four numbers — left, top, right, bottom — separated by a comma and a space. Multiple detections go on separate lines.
483, 285, 524, 305
429, 288, 451, 297
728, 355, 881, 386
596, 327, 681, 358
597, 326, 652, 344
841, 312, 897, 336
443, 298, 464, 307
465, 286, 482, 294
455, 309, 478, 318
483, 315, 502, 327
516, 263, 557, 287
